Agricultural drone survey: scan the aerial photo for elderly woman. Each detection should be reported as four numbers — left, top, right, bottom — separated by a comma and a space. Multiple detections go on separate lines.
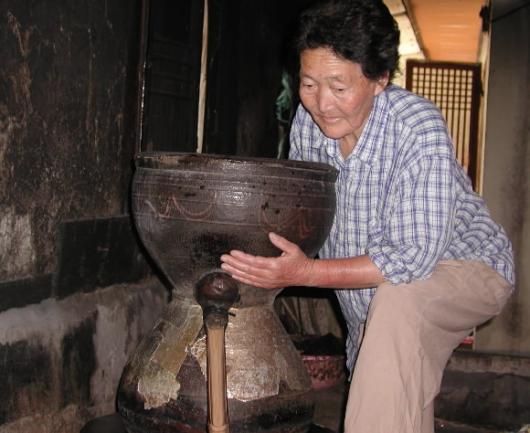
221, 0, 514, 431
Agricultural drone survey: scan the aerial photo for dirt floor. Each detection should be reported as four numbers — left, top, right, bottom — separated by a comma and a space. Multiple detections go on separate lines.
311, 378, 517, 433
81, 376, 526, 433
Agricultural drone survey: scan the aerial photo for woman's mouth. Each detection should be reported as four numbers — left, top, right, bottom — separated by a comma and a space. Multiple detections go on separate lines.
319, 115, 341, 124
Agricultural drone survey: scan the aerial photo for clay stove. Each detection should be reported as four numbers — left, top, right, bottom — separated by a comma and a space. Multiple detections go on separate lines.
117, 152, 337, 433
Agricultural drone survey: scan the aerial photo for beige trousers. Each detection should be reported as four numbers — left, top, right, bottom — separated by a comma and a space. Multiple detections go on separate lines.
344, 260, 512, 433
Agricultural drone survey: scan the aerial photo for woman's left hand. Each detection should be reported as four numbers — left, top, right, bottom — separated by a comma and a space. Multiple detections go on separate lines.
220, 232, 314, 289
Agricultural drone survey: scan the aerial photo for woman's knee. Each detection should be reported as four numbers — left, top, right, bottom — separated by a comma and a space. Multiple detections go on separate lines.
367, 282, 423, 329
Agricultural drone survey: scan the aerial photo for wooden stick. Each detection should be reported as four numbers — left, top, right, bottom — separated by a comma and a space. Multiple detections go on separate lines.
205, 318, 229, 433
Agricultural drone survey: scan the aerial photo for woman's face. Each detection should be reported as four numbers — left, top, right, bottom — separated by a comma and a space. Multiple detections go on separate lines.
299, 47, 387, 151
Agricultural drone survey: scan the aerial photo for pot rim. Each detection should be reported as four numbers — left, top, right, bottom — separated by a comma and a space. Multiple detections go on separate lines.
135, 151, 338, 181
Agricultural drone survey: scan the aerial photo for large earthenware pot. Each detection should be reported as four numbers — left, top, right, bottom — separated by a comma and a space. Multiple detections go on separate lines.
117, 152, 337, 433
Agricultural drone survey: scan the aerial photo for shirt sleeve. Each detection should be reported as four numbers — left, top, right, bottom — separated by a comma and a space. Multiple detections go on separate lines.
366, 155, 456, 284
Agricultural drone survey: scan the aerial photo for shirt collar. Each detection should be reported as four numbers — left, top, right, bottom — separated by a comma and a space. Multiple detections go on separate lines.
348, 89, 389, 166
308, 126, 338, 157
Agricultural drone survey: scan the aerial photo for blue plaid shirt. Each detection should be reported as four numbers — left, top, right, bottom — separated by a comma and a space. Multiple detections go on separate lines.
289, 85, 514, 372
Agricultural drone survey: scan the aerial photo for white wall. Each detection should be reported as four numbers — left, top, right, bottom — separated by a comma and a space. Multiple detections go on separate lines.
476, 3, 530, 353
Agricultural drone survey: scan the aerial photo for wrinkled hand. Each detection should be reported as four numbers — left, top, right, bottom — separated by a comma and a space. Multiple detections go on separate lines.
220, 232, 314, 289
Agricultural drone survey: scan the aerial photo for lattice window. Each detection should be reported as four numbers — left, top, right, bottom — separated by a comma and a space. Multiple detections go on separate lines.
406, 60, 481, 189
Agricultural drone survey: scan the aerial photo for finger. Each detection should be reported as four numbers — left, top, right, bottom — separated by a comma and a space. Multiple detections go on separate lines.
220, 264, 275, 289
226, 250, 256, 261
220, 262, 248, 276
269, 232, 300, 254
227, 249, 282, 271
220, 253, 242, 266
220, 251, 257, 269
220, 259, 272, 281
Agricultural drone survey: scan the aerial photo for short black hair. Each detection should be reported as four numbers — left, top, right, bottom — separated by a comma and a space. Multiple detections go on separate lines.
294, 0, 400, 81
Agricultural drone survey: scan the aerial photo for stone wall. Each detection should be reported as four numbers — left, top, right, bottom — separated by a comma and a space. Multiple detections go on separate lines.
0, 280, 167, 433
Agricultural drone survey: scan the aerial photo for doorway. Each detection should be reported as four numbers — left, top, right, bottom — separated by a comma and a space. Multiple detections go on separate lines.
137, 0, 204, 153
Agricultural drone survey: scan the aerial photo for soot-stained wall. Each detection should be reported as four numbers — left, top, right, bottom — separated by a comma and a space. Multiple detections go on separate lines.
0, 1, 144, 292
0, 1, 167, 432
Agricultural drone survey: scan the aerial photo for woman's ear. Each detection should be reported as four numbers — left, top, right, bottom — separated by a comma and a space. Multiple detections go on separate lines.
374, 72, 390, 95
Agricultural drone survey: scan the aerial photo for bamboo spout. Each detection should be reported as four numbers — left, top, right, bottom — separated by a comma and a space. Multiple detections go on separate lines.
204, 313, 229, 433
196, 272, 239, 433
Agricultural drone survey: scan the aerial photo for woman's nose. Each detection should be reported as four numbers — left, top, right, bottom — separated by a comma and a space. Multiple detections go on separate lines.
317, 88, 333, 112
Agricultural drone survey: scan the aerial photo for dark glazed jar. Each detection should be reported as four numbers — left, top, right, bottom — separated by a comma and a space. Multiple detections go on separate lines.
118, 152, 338, 433
131, 152, 338, 304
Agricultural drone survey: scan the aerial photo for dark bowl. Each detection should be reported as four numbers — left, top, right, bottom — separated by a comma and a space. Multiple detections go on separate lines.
131, 152, 337, 300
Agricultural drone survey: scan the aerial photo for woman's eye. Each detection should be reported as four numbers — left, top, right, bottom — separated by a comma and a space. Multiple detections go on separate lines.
301, 83, 316, 92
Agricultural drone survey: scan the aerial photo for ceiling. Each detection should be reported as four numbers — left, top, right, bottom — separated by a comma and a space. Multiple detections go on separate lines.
384, 0, 487, 64
406, 0, 486, 63
385, 0, 529, 65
